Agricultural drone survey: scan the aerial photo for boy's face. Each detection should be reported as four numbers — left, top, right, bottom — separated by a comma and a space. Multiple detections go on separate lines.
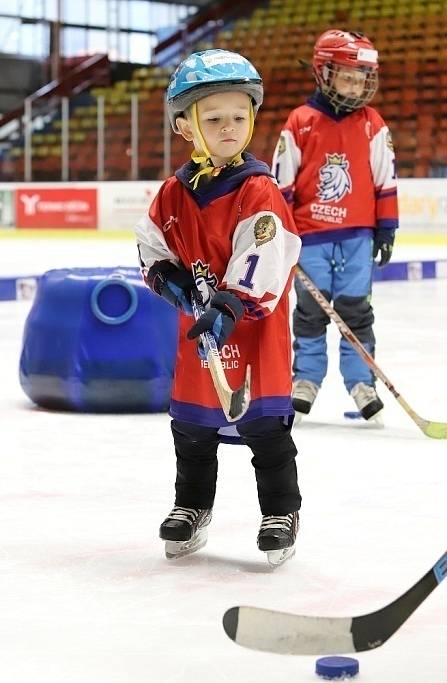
332, 66, 367, 98
178, 91, 252, 166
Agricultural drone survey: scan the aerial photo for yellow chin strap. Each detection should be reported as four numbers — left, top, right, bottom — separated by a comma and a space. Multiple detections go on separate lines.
189, 100, 255, 190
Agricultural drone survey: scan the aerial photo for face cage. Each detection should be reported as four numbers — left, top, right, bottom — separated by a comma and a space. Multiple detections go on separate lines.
317, 64, 378, 112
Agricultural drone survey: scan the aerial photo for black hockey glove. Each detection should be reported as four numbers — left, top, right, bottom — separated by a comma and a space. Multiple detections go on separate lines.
373, 227, 395, 267
187, 290, 244, 350
146, 260, 194, 315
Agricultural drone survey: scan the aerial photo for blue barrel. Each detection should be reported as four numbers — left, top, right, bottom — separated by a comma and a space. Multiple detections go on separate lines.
19, 267, 178, 412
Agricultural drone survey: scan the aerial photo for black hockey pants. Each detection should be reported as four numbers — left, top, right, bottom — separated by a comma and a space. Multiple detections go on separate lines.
171, 417, 302, 516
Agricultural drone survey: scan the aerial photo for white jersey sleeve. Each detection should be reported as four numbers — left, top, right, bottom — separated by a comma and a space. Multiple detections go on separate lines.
135, 212, 179, 278
271, 128, 302, 202
222, 209, 301, 318
369, 125, 396, 191
368, 114, 399, 229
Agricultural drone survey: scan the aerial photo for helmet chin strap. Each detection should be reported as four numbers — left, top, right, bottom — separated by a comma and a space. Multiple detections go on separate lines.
189, 101, 254, 190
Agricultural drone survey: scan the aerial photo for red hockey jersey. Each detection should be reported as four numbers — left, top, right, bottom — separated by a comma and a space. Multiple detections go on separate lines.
135, 156, 301, 427
271, 96, 398, 241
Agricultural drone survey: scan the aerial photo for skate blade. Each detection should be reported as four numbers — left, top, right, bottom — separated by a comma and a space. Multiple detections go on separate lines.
165, 528, 208, 559
265, 545, 296, 568
365, 409, 384, 427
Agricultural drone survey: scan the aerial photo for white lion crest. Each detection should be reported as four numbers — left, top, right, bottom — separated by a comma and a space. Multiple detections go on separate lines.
317, 153, 352, 202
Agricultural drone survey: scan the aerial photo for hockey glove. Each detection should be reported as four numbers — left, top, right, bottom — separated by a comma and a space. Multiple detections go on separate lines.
187, 290, 244, 350
373, 227, 395, 267
146, 260, 194, 316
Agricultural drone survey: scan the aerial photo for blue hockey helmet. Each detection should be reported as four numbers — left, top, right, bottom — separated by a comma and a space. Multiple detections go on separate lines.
166, 49, 264, 132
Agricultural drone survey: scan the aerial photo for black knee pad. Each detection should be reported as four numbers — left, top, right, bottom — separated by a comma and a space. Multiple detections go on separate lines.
334, 295, 375, 346
293, 289, 331, 338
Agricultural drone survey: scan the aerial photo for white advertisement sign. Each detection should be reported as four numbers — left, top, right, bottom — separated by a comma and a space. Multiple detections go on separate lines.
398, 178, 447, 233
98, 181, 162, 231
2, 179, 447, 236
0, 185, 15, 228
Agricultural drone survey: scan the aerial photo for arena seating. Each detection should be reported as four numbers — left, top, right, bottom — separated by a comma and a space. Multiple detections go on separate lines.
2, 0, 447, 180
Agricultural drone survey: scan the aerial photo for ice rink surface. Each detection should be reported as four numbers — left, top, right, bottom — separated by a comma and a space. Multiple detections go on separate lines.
1, 235, 446, 682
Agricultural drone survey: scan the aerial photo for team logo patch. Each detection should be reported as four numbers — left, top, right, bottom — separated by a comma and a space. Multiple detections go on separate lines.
386, 131, 394, 152
277, 134, 286, 156
254, 215, 276, 246
192, 259, 218, 307
317, 153, 352, 203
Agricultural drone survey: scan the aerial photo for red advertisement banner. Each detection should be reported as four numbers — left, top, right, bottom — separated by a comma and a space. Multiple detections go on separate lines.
16, 188, 97, 229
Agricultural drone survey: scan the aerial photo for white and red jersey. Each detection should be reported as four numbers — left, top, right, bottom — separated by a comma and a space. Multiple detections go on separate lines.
271, 95, 398, 243
135, 155, 301, 427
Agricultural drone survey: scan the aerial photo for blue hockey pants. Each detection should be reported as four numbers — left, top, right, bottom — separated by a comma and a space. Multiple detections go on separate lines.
293, 236, 376, 393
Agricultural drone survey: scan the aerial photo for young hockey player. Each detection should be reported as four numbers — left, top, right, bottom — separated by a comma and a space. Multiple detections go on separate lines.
135, 49, 302, 566
272, 29, 398, 422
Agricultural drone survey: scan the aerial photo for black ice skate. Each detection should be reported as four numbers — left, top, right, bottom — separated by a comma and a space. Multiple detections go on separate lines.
159, 506, 212, 559
350, 382, 384, 422
257, 511, 299, 567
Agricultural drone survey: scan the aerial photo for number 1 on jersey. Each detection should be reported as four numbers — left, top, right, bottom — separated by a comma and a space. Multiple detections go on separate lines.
238, 254, 259, 290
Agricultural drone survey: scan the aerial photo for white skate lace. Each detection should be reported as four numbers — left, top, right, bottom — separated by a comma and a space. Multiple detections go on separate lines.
260, 513, 295, 531
292, 380, 319, 402
351, 383, 379, 410
166, 506, 200, 525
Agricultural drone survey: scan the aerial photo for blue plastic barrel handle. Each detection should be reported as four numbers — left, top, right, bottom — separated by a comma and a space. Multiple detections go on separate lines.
90, 274, 138, 325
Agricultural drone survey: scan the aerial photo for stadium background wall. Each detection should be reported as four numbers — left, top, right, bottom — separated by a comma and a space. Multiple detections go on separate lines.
1, 179, 447, 237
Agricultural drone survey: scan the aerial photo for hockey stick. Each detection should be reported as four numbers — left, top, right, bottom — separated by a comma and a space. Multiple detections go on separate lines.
296, 265, 447, 439
223, 550, 447, 655
190, 289, 251, 422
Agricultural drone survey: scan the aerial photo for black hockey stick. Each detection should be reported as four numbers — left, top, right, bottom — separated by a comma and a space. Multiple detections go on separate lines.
190, 289, 250, 422
296, 265, 447, 439
223, 550, 447, 655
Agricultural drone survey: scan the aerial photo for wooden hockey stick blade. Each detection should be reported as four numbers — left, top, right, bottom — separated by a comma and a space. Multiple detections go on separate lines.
399, 395, 447, 439
223, 550, 447, 656
191, 290, 251, 422
296, 265, 447, 439
422, 421, 447, 438
204, 335, 251, 421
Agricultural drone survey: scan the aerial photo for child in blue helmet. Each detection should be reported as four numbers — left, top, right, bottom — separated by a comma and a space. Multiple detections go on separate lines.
135, 49, 302, 566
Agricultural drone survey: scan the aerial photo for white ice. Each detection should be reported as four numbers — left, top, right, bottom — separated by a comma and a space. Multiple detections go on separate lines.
1, 236, 446, 683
